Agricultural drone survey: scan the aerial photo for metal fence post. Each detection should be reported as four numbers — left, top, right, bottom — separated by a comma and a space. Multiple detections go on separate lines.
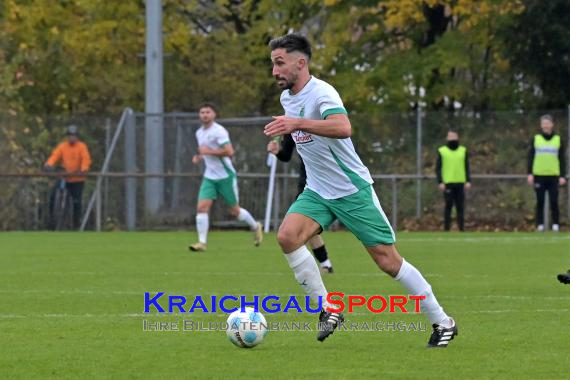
416, 105, 423, 218
544, 192, 550, 231
104, 118, 111, 222
264, 154, 277, 233
144, 0, 165, 215
80, 108, 132, 231
125, 111, 137, 231
273, 174, 281, 231
95, 180, 102, 231
171, 116, 182, 210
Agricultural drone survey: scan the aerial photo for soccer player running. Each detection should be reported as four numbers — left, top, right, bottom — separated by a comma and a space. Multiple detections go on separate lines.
527, 114, 567, 232
189, 103, 263, 252
265, 34, 457, 347
267, 134, 334, 273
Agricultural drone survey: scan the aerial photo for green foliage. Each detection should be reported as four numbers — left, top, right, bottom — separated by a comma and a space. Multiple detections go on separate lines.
317, 0, 528, 113
0, 0, 145, 116
501, 0, 570, 108
4, 0, 564, 118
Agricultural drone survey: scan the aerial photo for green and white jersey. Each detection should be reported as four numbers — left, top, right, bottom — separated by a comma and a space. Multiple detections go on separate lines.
280, 76, 373, 199
195, 122, 236, 180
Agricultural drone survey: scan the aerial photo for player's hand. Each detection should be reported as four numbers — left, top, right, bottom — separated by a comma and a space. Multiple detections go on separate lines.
267, 141, 280, 155
438, 183, 445, 192
264, 116, 300, 137
192, 154, 203, 164
559, 177, 567, 186
527, 175, 534, 186
465, 182, 472, 190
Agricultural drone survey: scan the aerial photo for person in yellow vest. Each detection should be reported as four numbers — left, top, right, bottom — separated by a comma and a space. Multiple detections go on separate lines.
436, 130, 471, 231
527, 114, 566, 232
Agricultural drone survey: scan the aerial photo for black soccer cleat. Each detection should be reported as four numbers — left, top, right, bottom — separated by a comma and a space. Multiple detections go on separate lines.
320, 266, 334, 274
427, 318, 458, 348
317, 309, 344, 342
558, 270, 570, 284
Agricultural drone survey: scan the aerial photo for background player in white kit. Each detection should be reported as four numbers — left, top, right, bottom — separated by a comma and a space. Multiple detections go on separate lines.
190, 103, 263, 252
264, 34, 458, 347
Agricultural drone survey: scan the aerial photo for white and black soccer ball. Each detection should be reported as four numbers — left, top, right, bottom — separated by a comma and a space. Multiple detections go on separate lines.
226, 307, 268, 348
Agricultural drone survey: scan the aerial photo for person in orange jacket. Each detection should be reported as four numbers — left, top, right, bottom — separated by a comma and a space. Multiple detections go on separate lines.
44, 125, 92, 229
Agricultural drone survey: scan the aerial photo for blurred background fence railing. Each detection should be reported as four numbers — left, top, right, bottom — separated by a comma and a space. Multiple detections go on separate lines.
1, 107, 569, 231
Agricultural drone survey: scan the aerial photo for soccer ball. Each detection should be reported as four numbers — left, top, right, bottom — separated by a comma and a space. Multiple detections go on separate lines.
226, 307, 268, 348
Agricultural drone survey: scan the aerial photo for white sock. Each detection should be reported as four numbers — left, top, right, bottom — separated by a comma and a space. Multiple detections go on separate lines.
284, 245, 331, 309
196, 213, 209, 244
320, 259, 332, 268
395, 259, 451, 327
237, 208, 257, 230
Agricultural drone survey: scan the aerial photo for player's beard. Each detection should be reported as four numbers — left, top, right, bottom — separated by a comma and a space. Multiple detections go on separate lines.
200, 117, 213, 126
275, 72, 297, 90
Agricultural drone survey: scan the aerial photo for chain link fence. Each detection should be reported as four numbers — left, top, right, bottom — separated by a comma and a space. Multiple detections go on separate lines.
1, 108, 568, 231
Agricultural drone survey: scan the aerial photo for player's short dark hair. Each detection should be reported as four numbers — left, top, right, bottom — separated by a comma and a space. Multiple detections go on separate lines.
198, 102, 218, 114
269, 33, 312, 60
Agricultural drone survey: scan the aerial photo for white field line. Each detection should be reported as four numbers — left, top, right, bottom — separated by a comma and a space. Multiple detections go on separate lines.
0, 289, 143, 295
350, 309, 570, 315
0, 272, 423, 277
0, 271, 289, 276
1, 308, 569, 319
398, 235, 570, 243
1, 289, 569, 302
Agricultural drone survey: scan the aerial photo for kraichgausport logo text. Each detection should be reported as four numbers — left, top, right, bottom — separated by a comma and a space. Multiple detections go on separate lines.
144, 292, 426, 314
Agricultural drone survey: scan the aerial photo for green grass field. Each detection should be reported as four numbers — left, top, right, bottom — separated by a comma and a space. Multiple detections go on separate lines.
1, 231, 569, 379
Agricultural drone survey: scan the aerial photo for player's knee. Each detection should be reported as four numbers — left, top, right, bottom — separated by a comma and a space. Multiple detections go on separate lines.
277, 225, 302, 251
197, 204, 210, 213
228, 207, 240, 217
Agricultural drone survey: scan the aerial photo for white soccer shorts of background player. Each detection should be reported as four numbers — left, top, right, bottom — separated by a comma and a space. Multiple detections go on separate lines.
226, 307, 268, 348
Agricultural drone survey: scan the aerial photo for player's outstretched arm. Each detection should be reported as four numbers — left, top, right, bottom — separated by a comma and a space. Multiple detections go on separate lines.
264, 114, 351, 139
198, 144, 234, 157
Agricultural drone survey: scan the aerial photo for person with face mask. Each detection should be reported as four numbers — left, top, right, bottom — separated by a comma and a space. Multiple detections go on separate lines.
527, 114, 567, 232
436, 130, 471, 231
44, 125, 92, 229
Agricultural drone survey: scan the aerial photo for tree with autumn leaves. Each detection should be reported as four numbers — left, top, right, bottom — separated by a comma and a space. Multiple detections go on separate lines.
0, 0, 568, 118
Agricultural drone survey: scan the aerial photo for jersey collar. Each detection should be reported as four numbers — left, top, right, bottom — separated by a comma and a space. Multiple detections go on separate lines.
288, 76, 315, 97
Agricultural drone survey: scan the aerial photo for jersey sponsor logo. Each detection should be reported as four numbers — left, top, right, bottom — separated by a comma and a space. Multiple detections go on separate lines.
292, 130, 314, 145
